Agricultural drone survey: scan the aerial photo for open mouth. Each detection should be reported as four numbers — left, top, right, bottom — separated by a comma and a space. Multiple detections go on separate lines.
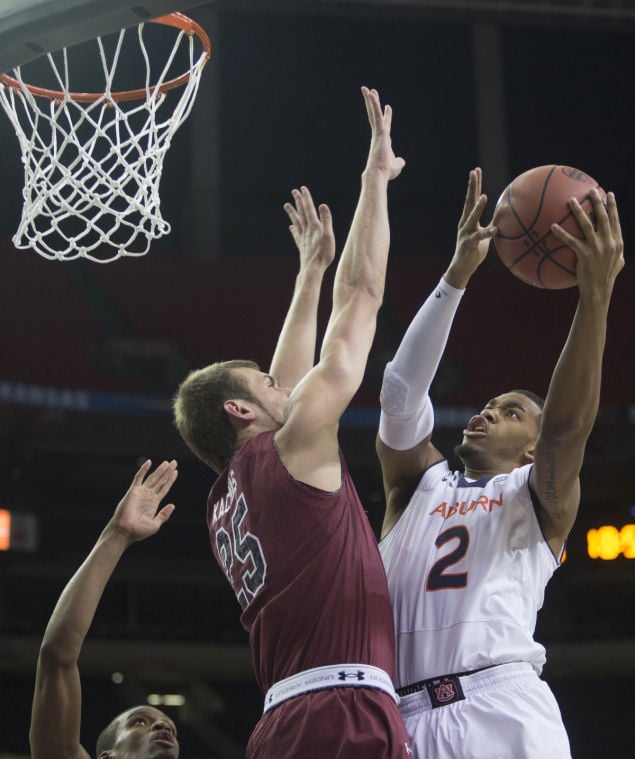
152, 731, 175, 746
463, 414, 488, 437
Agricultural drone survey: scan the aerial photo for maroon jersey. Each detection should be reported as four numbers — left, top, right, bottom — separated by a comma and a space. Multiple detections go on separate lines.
207, 431, 397, 693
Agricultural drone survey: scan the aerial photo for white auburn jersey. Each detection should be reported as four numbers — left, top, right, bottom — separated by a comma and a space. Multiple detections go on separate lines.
379, 460, 562, 689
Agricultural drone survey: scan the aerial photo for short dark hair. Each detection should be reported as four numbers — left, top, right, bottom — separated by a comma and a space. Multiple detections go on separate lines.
511, 389, 545, 410
96, 712, 121, 755
173, 359, 260, 473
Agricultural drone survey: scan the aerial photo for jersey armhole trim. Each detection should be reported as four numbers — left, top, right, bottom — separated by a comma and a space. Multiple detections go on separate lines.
380, 458, 450, 543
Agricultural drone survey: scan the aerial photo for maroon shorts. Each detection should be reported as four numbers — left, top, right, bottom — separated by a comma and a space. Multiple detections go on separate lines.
247, 687, 412, 758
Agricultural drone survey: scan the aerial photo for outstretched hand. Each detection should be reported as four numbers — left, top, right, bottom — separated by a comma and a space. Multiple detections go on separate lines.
109, 460, 178, 545
551, 189, 624, 299
445, 167, 497, 289
283, 186, 336, 272
362, 86, 406, 181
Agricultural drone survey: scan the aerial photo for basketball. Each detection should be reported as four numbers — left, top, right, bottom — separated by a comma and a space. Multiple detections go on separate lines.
492, 165, 606, 289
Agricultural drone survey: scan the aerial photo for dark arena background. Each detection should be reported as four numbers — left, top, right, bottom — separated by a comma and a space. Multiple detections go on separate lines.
0, 1, 633, 756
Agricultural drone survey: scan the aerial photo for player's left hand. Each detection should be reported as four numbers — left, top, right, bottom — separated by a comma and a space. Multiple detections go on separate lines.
445, 167, 497, 289
109, 459, 178, 545
284, 186, 336, 272
551, 190, 624, 299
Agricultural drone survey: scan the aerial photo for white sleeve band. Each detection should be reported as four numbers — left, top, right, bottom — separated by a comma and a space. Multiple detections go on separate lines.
379, 393, 435, 451
379, 276, 464, 450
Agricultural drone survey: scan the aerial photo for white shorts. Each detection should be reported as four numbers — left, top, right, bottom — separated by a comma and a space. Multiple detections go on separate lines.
398, 663, 572, 759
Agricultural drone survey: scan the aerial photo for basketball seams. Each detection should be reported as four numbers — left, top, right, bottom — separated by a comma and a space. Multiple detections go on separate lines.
515, 192, 593, 283
492, 164, 603, 289
531, 163, 558, 231
496, 164, 556, 246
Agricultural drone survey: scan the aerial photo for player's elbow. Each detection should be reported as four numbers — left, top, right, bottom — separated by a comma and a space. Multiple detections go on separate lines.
37, 637, 79, 672
539, 416, 595, 448
337, 268, 385, 310
356, 279, 384, 308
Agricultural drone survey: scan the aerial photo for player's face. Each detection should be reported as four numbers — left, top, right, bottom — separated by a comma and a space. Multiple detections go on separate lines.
238, 368, 291, 429
108, 706, 179, 759
457, 391, 542, 467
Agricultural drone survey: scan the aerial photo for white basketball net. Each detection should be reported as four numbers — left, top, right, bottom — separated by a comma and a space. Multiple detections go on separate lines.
0, 20, 209, 262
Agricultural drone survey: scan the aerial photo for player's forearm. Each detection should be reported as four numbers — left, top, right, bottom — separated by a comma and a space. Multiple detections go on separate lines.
378, 277, 463, 449
40, 527, 130, 664
318, 169, 390, 397
332, 169, 391, 314
443, 260, 480, 290
541, 297, 610, 442
383, 278, 463, 415
269, 266, 327, 389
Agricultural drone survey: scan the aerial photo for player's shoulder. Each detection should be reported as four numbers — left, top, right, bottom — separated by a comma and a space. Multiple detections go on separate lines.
419, 458, 454, 489
501, 463, 534, 489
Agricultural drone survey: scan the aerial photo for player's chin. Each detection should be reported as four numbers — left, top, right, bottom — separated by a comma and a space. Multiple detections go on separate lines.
152, 750, 178, 759
454, 440, 480, 462
150, 744, 178, 759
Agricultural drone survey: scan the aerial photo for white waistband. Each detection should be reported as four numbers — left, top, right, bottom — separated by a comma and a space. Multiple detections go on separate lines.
263, 663, 399, 713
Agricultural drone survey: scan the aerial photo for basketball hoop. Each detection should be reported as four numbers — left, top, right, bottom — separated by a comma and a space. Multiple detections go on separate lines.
0, 12, 211, 262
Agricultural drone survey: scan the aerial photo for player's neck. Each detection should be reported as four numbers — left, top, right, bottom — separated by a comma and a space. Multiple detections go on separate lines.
456, 446, 522, 479
235, 419, 279, 448
463, 466, 507, 480
461, 456, 517, 480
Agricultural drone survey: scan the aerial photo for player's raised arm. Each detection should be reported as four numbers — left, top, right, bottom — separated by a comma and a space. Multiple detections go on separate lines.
275, 87, 404, 490
29, 460, 177, 759
530, 190, 624, 554
269, 186, 335, 391
377, 168, 496, 536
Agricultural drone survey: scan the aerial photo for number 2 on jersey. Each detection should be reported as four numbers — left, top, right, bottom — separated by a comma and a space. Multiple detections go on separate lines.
426, 525, 469, 591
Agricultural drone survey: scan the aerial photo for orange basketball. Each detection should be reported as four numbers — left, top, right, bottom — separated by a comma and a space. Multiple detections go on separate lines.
492, 165, 606, 289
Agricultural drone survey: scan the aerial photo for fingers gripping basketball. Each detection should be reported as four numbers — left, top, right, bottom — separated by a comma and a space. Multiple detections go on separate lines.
492, 165, 606, 289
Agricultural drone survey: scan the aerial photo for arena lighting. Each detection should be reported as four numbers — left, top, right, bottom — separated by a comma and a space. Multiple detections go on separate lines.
586, 525, 635, 560
0, 510, 9, 551
0, 509, 38, 551
147, 694, 186, 706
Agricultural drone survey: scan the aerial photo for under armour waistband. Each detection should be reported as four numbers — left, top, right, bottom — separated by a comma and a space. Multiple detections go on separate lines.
263, 663, 399, 714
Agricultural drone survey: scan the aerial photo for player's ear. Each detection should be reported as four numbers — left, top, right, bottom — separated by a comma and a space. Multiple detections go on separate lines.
522, 443, 535, 464
98, 752, 113, 759
224, 399, 256, 422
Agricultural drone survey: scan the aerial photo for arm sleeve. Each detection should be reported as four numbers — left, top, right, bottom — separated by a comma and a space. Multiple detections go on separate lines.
379, 277, 464, 450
